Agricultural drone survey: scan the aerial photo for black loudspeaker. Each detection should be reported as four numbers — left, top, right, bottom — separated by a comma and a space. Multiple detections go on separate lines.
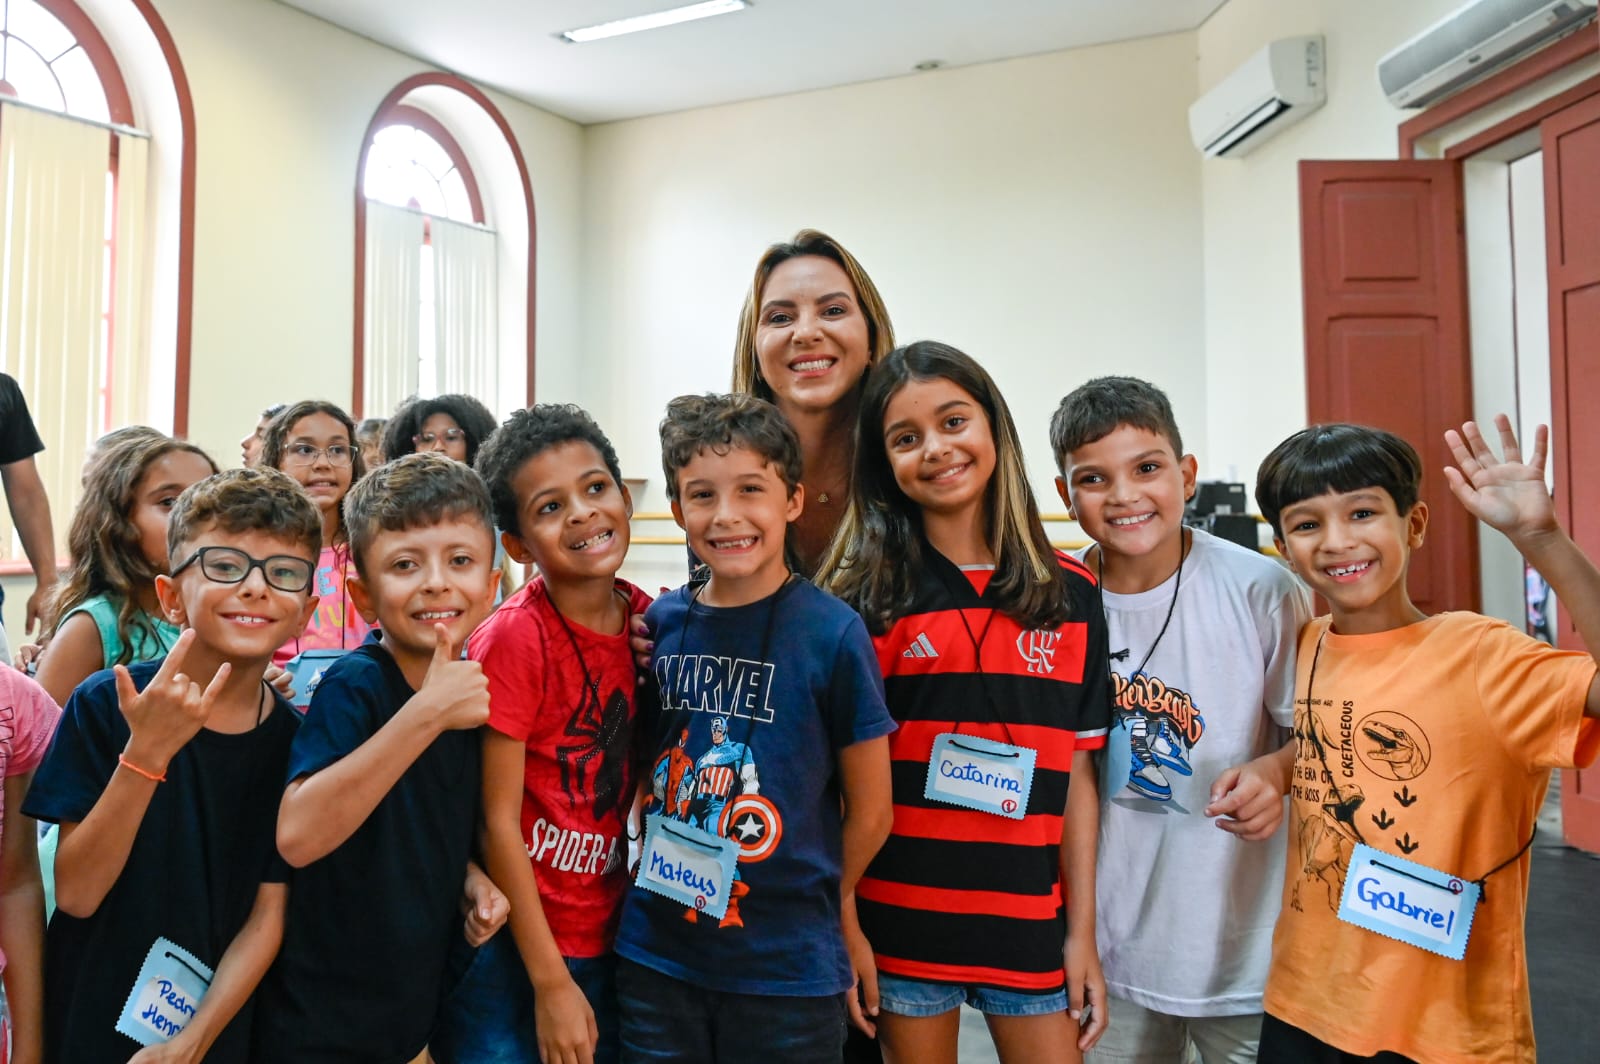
1190, 480, 1248, 517
1206, 513, 1261, 551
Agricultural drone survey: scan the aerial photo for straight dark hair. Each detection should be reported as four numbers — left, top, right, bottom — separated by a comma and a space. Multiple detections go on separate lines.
817, 341, 1071, 635
1255, 423, 1423, 537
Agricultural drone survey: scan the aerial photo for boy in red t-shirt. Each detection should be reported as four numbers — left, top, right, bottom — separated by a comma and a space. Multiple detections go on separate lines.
432, 404, 650, 1064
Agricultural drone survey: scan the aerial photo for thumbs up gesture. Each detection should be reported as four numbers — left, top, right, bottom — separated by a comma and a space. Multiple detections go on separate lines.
413, 623, 491, 733
118, 629, 231, 775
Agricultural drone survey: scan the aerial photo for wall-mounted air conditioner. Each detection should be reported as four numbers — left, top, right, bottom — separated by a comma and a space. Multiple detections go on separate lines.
1189, 36, 1326, 158
1379, 0, 1598, 110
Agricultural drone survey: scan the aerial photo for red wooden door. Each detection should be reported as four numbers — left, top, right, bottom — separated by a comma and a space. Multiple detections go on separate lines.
1543, 93, 1600, 853
1299, 160, 1478, 615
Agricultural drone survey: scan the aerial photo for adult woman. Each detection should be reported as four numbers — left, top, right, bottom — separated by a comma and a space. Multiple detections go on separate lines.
731, 229, 896, 575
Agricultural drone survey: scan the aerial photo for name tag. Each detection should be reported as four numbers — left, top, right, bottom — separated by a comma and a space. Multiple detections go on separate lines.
1337, 843, 1479, 960
636, 813, 738, 919
924, 733, 1036, 819
115, 937, 213, 1047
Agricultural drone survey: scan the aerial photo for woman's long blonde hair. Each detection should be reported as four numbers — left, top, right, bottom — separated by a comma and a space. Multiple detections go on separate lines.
731, 229, 896, 402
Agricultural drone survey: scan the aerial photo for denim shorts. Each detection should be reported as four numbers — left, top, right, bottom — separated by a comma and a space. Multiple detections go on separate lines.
875, 971, 1068, 1018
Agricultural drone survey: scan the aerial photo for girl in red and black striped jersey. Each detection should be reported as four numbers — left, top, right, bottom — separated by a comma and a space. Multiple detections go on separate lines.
818, 341, 1112, 1064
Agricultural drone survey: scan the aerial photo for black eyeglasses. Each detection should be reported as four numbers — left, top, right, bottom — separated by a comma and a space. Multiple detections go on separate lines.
171, 546, 315, 593
413, 429, 467, 447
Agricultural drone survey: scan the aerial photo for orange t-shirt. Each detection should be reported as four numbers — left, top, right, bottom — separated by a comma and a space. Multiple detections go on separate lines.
1265, 612, 1599, 1063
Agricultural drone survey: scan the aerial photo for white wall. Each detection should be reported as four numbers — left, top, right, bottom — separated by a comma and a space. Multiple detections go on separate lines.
580, 32, 1205, 525
1194, 0, 1466, 499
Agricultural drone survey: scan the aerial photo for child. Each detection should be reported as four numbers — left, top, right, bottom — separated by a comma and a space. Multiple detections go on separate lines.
615, 393, 895, 1062
1243, 417, 1599, 1064
355, 417, 387, 472
1, 666, 61, 1064
34, 433, 218, 707
1049, 377, 1311, 1062
818, 341, 1110, 1064
379, 393, 498, 465
260, 399, 372, 666
256, 452, 508, 1063
431, 405, 651, 1064
23, 467, 322, 1062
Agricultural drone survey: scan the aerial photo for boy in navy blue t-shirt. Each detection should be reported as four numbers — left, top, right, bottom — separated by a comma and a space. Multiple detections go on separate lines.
254, 454, 508, 1063
25, 468, 322, 1063
615, 393, 895, 1061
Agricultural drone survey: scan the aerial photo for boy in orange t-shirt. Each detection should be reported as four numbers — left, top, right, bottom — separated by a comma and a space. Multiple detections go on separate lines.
1234, 415, 1600, 1064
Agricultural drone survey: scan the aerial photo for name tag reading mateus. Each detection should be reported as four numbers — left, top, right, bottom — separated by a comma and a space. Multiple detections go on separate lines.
1337, 843, 1479, 960
924, 733, 1036, 819
116, 936, 213, 1047
636, 813, 738, 920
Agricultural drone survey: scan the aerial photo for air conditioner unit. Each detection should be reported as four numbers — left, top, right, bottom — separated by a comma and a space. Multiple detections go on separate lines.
1189, 36, 1326, 158
1379, 0, 1598, 110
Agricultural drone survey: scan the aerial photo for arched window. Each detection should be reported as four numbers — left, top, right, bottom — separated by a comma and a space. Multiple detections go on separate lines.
355, 75, 535, 423
0, 0, 131, 124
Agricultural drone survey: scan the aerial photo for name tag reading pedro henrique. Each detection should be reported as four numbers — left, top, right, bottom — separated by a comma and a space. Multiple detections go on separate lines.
924, 733, 1036, 819
115, 936, 213, 1047
636, 813, 738, 920
1337, 843, 1479, 960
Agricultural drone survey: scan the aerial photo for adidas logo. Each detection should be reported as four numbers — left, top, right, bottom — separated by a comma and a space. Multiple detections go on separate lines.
902, 633, 939, 659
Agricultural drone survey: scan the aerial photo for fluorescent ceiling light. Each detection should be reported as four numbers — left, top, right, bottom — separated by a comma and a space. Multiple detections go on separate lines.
560, 0, 750, 44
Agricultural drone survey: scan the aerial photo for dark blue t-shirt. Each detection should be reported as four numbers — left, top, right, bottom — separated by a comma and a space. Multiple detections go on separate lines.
253, 632, 480, 1064
616, 578, 896, 997
23, 660, 297, 1064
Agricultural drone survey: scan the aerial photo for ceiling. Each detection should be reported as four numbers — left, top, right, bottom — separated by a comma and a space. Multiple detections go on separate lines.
278, 0, 1229, 125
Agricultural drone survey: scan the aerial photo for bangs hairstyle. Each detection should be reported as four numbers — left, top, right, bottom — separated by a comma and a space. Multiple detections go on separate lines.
731, 229, 896, 403
817, 341, 1071, 635
344, 452, 495, 578
1255, 423, 1424, 537
659, 393, 803, 502
167, 467, 322, 567
475, 403, 624, 534
379, 393, 499, 465
50, 434, 218, 663
260, 399, 366, 543
1048, 376, 1184, 472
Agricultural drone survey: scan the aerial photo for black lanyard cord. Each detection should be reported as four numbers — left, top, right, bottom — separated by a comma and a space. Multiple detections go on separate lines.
930, 557, 1020, 748
1097, 527, 1187, 679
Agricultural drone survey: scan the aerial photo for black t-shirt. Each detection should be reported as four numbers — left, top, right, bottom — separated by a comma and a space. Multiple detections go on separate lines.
0, 373, 44, 465
23, 661, 298, 1064
253, 632, 481, 1064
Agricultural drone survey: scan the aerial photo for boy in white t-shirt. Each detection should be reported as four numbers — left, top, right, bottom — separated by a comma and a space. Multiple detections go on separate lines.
1050, 377, 1311, 1063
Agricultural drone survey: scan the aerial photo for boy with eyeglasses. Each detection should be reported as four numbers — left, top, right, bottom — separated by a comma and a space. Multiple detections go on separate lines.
24, 467, 322, 1063
254, 454, 509, 1064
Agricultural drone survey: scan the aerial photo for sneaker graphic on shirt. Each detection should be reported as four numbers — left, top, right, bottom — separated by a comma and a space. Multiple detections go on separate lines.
1149, 717, 1194, 776
902, 633, 939, 659
1126, 716, 1172, 800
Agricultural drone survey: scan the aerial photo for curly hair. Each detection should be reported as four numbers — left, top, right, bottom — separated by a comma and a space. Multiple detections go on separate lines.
379, 393, 499, 465
49, 434, 218, 664
344, 453, 496, 578
167, 467, 324, 565
260, 399, 366, 545
659, 393, 803, 502
474, 403, 625, 535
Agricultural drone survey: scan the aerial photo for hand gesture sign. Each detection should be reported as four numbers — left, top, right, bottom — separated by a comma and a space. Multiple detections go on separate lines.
1443, 415, 1558, 544
416, 622, 491, 732
117, 629, 231, 776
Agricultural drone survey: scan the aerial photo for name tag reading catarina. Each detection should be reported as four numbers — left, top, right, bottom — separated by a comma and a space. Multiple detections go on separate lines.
115, 936, 213, 1047
924, 733, 1037, 820
1337, 843, 1479, 960
636, 813, 738, 919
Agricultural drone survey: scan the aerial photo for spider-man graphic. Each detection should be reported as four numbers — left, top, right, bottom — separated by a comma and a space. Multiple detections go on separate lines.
555, 683, 633, 820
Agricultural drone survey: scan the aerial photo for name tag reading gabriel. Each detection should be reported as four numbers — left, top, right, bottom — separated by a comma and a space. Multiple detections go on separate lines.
636, 813, 738, 920
1337, 843, 1479, 960
924, 733, 1036, 820
115, 937, 213, 1047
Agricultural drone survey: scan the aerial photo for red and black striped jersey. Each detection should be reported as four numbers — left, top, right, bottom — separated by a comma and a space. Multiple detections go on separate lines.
856, 548, 1111, 992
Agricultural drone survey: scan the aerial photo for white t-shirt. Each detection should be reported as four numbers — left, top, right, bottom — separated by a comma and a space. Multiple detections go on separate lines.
1077, 528, 1311, 1017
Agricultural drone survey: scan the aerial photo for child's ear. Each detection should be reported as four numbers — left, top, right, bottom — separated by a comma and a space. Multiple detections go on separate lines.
154, 574, 186, 627
1053, 475, 1072, 515
785, 482, 805, 523
346, 572, 375, 625
1180, 454, 1199, 503
620, 479, 634, 519
670, 499, 686, 531
1406, 501, 1429, 548
500, 528, 535, 566
1274, 537, 1294, 571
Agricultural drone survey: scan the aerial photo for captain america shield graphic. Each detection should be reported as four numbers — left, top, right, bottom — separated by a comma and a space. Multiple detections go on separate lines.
723, 795, 783, 862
